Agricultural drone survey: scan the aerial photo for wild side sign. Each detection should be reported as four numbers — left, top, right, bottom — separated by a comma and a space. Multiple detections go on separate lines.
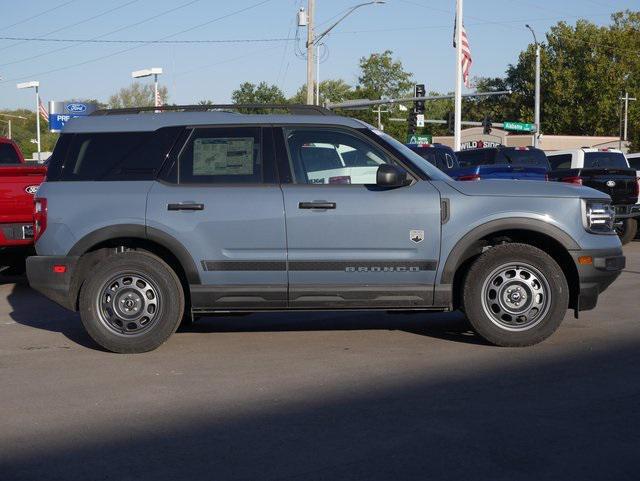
460, 139, 502, 150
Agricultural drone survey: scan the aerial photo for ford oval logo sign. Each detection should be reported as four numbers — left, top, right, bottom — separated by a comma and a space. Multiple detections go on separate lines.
66, 103, 87, 113
606, 180, 616, 188
25, 185, 39, 195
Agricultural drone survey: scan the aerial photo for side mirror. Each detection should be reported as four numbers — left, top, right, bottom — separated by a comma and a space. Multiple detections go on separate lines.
376, 164, 410, 188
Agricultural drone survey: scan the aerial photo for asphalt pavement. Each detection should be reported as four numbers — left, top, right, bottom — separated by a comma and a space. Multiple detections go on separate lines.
1, 242, 639, 481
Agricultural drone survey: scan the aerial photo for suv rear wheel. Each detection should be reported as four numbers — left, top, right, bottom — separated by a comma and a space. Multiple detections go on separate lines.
462, 243, 568, 347
79, 251, 184, 353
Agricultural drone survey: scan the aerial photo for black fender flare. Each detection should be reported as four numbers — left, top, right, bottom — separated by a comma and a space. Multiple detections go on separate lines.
440, 218, 580, 284
68, 224, 201, 284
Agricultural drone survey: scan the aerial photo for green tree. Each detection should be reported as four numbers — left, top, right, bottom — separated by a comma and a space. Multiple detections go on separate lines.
108, 82, 169, 108
290, 79, 353, 105
356, 50, 413, 100
231, 82, 287, 104
0, 109, 58, 159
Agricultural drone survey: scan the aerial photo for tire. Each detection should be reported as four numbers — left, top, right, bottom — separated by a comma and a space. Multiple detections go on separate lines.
79, 251, 184, 353
616, 218, 637, 245
462, 243, 569, 347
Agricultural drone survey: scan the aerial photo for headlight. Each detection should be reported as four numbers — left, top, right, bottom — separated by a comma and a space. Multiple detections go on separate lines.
582, 199, 614, 234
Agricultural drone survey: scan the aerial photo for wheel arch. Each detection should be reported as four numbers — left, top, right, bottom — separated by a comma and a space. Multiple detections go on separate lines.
67, 224, 200, 310
442, 219, 580, 310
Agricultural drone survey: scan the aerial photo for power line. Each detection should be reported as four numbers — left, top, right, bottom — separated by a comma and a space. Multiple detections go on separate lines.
0, 0, 77, 31
0, 35, 295, 44
0, 0, 204, 68
0, 0, 140, 54
1, 0, 276, 84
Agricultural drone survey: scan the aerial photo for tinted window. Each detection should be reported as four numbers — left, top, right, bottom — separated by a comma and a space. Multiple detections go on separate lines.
501, 149, 550, 169
285, 128, 392, 185
548, 154, 572, 170
178, 127, 263, 184
628, 157, 640, 169
584, 152, 629, 169
0, 143, 21, 164
456, 149, 495, 167
406, 146, 438, 166
48, 128, 180, 181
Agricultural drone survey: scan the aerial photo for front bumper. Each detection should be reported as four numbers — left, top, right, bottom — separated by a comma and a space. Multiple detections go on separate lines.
26, 255, 79, 311
571, 247, 625, 312
614, 204, 640, 219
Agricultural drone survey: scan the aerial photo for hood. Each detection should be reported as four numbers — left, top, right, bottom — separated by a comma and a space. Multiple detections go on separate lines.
446, 179, 611, 199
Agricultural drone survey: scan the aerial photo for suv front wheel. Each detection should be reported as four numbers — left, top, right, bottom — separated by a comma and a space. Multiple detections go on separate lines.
79, 251, 184, 353
462, 243, 569, 347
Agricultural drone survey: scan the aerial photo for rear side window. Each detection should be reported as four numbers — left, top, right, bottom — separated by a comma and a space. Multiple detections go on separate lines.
0, 143, 21, 164
501, 149, 550, 169
456, 149, 495, 167
177, 127, 263, 184
628, 157, 640, 169
584, 152, 629, 169
47, 128, 181, 181
549, 154, 572, 170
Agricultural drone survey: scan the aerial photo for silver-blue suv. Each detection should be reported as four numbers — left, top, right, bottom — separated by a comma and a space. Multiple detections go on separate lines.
26, 105, 626, 353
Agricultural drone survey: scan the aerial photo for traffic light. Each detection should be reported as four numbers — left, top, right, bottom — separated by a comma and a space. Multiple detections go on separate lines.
414, 84, 425, 114
447, 111, 454, 134
408, 111, 417, 134
482, 116, 492, 135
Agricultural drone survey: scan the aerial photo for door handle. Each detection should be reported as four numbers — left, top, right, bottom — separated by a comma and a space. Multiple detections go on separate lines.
167, 202, 205, 211
298, 201, 336, 210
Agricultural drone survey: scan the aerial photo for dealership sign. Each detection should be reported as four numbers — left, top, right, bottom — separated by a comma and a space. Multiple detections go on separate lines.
460, 139, 502, 150
48, 101, 98, 132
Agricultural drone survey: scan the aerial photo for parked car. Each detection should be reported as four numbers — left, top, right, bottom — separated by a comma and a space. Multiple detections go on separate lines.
0, 137, 47, 274
27, 105, 625, 353
547, 148, 639, 244
404, 143, 461, 176
454, 146, 550, 181
625, 152, 640, 238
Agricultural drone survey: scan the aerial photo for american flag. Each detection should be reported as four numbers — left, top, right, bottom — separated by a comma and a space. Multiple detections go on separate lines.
453, 18, 473, 88
38, 98, 49, 123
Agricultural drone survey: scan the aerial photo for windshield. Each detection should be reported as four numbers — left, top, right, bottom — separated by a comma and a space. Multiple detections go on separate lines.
371, 130, 452, 180
584, 152, 629, 169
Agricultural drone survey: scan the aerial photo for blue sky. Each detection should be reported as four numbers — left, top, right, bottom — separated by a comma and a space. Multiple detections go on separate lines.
0, 0, 636, 109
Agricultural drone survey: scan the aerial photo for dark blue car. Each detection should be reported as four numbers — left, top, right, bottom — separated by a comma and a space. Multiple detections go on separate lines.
454, 147, 550, 181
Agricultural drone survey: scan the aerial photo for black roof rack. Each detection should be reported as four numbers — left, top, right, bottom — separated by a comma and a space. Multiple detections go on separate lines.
90, 104, 333, 116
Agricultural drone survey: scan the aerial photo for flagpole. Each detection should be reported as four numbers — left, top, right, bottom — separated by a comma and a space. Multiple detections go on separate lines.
454, 0, 463, 151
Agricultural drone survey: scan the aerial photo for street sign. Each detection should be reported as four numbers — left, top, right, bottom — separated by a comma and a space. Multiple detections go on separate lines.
502, 121, 536, 132
416, 114, 425, 128
48, 101, 98, 132
407, 134, 432, 144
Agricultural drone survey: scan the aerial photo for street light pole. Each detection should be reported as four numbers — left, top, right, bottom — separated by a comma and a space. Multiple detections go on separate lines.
306, 0, 315, 105
526, 24, 541, 148
17, 81, 41, 161
453, 0, 463, 151
619, 91, 636, 143
132, 67, 163, 107
303, 1, 384, 105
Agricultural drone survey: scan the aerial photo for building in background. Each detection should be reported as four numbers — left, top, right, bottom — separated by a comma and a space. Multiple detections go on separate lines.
434, 127, 630, 152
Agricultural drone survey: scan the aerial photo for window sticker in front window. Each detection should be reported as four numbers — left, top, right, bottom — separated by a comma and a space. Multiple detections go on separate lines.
193, 137, 255, 175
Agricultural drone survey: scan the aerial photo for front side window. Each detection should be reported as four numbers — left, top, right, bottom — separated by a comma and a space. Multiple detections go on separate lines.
178, 127, 263, 184
285, 128, 392, 185
629, 158, 640, 170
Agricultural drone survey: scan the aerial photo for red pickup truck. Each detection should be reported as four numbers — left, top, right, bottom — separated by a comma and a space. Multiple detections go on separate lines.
0, 137, 47, 273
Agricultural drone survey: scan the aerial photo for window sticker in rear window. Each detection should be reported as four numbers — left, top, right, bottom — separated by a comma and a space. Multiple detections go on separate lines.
193, 137, 254, 176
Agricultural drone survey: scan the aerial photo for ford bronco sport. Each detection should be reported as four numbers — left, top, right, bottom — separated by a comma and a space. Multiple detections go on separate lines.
26, 105, 625, 353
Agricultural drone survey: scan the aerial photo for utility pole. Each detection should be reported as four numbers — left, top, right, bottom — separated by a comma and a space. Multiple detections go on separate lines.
619, 91, 636, 143
306, 0, 315, 105
453, 0, 463, 151
526, 24, 541, 148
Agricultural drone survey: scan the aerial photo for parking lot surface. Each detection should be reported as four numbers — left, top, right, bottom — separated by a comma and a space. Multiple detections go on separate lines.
1, 242, 639, 481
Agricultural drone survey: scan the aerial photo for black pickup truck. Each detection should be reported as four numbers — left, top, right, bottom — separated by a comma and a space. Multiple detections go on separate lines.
547, 148, 640, 244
